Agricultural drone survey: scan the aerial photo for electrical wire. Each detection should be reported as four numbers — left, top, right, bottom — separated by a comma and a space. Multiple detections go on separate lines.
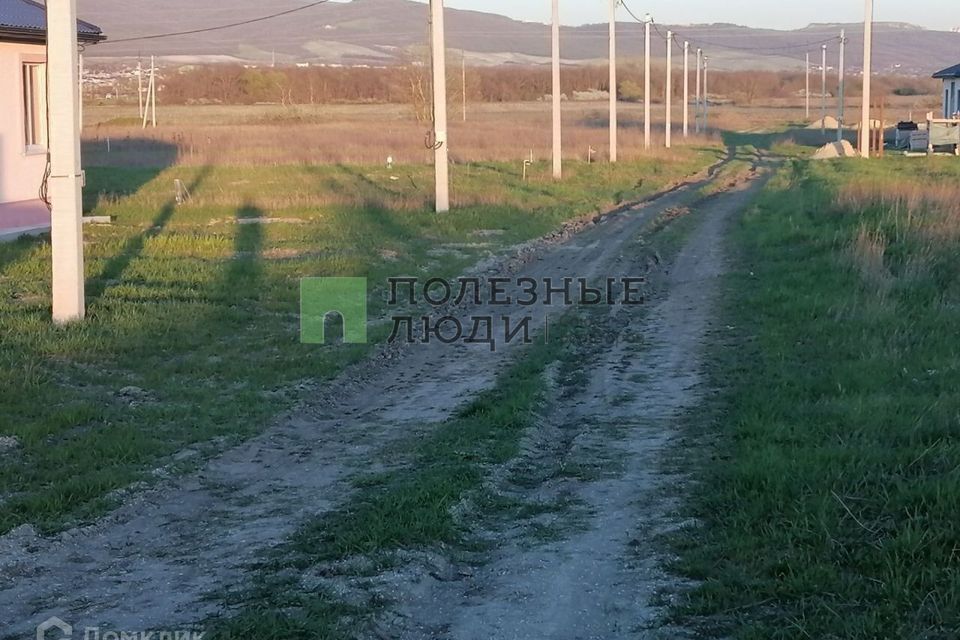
619, 0, 842, 55
106, 0, 331, 45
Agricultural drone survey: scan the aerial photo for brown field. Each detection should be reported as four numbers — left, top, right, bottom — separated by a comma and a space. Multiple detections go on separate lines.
80, 94, 939, 168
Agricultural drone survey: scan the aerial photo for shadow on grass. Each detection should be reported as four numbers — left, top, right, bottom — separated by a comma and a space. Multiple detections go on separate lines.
87, 166, 213, 303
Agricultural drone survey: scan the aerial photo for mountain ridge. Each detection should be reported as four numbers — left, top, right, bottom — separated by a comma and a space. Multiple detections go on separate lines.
80, 0, 960, 74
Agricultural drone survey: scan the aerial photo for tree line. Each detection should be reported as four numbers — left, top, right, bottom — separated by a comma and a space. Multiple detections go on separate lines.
153, 63, 939, 109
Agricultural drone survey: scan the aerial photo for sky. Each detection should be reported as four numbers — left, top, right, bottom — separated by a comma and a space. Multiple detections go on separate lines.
403, 0, 959, 31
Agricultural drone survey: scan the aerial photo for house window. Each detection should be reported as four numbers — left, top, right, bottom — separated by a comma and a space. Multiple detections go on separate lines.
22, 62, 47, 150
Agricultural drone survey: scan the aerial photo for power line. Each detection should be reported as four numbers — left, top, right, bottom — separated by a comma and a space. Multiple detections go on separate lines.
107, 1, 331, 45
619, 0, 839, 54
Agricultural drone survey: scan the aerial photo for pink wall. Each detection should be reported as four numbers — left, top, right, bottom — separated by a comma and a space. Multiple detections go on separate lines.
0, 41, 48, 204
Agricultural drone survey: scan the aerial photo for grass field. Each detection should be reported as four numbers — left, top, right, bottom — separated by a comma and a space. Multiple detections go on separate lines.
672, 157, 960, 639
81, 101, 734, 167
0, 142, 720, 536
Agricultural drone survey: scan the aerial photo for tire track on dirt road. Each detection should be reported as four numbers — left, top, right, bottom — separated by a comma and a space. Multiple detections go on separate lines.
0, 151, 751, 638
376, 157, 775, 640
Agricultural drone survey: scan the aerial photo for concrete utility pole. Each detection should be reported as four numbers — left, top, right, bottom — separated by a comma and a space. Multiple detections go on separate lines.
78, 51, 84, 131
805, 52, 810, 119
461, 49, 467, 122
552, 0, 562, 178
430, 0, 450, 211
695, 48, 702, 133
643, 13, 652, 149
137, 59, 144, 119
665, 31, 672, 148
703, 56, 709, 131
48, 0, 85, 323
821, 44, 828, 135
608, 0, 617, 162
838, 29, 846, 143
150, 55, 157, 128
860, 0, 873, 158
683, 41, 689, 137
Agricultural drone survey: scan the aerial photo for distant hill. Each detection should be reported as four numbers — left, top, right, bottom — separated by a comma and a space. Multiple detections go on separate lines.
82, 0, 960, 75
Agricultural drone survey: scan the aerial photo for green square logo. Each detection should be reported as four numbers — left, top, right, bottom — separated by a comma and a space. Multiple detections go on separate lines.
301, 277, 368, 344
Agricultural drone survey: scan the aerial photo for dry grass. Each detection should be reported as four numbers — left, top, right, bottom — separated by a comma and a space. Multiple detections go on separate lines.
82, 102, 727, 167
839, 177, 960, 296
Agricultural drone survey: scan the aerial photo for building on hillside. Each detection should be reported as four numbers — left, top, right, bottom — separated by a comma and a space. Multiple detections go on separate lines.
0, 0, 103, 237
933, 63, 960, 118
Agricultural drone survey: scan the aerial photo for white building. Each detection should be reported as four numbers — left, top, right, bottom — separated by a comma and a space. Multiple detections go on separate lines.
933, 63, 960, 118
0, 0, 102, 235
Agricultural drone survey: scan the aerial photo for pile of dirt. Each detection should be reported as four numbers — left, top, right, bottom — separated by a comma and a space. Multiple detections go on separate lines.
811, 140, 859, 160
807, 116, 841, 130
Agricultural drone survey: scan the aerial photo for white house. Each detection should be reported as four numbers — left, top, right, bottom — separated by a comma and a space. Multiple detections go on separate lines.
0, 0, 102, 234
933, 63, 960, 119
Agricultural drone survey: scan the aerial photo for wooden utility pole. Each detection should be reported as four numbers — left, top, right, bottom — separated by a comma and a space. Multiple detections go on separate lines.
643, 13, 651, 149
552, 0, 562, 178
430, 0, 450, 211
860, 0, 874, 158
805, 52, 810, 119
608, 0, 617, 162
665, 31, 672, 148
48, 0, 85, 323
695, 48, 702, 133
683, 41, 689, 138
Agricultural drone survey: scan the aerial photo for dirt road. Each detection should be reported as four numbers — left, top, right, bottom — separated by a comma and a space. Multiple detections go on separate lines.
0, 152, 770, 638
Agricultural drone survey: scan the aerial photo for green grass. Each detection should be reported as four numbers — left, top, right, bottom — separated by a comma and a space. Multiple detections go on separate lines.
0, 148, 719, 535
671, 156, 960, 639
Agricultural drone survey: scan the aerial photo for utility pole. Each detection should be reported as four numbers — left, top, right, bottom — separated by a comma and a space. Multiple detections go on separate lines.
838, 29, 846, 143
703, 56, 709, 131
860, 0, 873, 159
821, 44, 828, 136
805, 52, 810, 119
150, 55, 157, 128
643, 13, 652, 149
608, 0, 617, 162
430, 0, 450, 211
552, 0, 562, 178
683, 41, 689, 138
137, 59, 144, 119
665, 31, 672, 148
78, 51, 84, 131
695, 48, 701, 133
461, 49, 467, 122
48, 0, 85, 323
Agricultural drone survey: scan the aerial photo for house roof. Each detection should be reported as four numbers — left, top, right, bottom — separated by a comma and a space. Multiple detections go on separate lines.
0, 0, 104, 44
933, 63, 960, 79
